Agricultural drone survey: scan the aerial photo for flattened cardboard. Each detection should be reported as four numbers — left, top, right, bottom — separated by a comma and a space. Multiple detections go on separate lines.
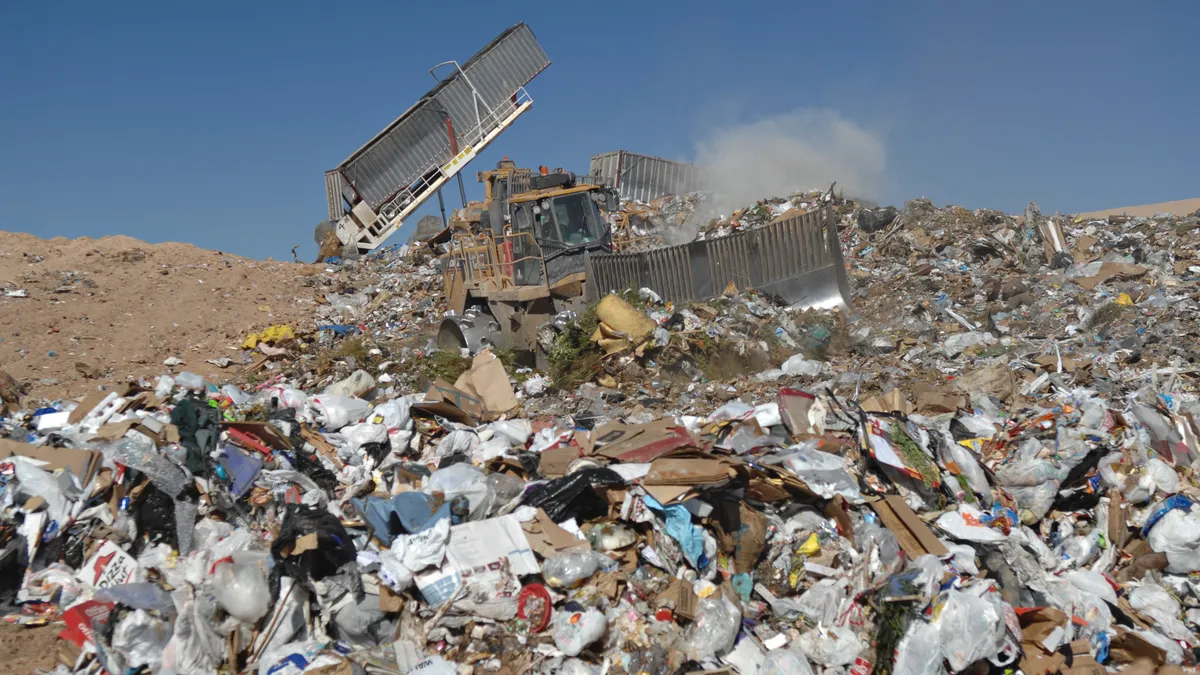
860, 389, 911, 415
871, 495, 947, 558
643, 457, 733, 486
521, 508, 589, 558
0, 438, 101, 484
1075, 262, 1149, 291
453, 351, 519, 417
912, 383, 962, 414
68, 389, 110, 425
676, 578, 697, 620
538, 444, 581, 479
592, 421, 700, 462
413, 379, 482, 425
777, 387, 816, 436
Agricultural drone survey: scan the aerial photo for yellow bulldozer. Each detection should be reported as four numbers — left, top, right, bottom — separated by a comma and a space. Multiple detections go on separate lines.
435, 159, 854, 368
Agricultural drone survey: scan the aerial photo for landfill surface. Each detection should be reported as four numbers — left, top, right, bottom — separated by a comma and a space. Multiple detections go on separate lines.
3, 191, 1200, 675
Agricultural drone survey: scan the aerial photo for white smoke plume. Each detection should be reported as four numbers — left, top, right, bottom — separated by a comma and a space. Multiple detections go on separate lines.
693, 107, 886, 218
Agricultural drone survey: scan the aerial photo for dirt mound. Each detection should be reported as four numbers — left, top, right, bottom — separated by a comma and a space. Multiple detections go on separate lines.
0, 231, 324, 402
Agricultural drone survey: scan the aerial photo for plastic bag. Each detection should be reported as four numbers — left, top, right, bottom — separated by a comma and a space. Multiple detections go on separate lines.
1064, 570, 1117, 605
552, 607, 606, 657
372, 398, 413, 431
424, 463, 493, 520
435, 428, 480, 458
213, 560, 270, 623
310, 394, 370, 431
112, 609, 173, 670
893, 620, 945, 675
340, 423, 389, 453
542, 550, 613, 589
174, 371, 208, 391
490, 419, 533, 446
781, 355, 823, 377
324, 369, 375, 398
100, 433, 191, 497
1128, 583, 1191, 641
96, 582, 175, 613
379, 516, 451, 590
933, 589, 1005, 671
761, 647, 816, 675
220, 384, 251, 407
942, 331, 996, 357
1146, 507, 1200, 573
781, 442, 864, 502
1146, 457, 1179, 494
11, 457, 75, 525
795, 578, 847, 626
683, 596, 741, 660
796, 625, 861, 666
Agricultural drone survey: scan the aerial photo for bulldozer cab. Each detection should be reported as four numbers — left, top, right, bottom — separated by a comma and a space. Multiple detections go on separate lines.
510, 184, 612, 289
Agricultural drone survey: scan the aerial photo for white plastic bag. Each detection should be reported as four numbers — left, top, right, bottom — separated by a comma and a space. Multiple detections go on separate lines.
1147, 507, 1200, 573
424, 463, 493, 519
796, 625, 861, 666
552, 608, 606, 657
372, 398, 413, 431
542, 550, 612, 589
933, 589, 1005, 671
340, 423, 388, 453
310, 394, 370, 430
1065, 570, 1117, 605
893, 620, 945, 675
324, 369, 375, 398
761, 647, 816, 675
795, 578, 847, 626
781, 355, 824, 377
684, 596, 741, 660
112, 609, 173, 670
490, 419, 533, 446
212, 561, 270, 623
781, 443, 864, 502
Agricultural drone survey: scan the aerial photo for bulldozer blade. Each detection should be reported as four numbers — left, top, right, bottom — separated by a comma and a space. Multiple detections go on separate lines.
585, 206, 852, 311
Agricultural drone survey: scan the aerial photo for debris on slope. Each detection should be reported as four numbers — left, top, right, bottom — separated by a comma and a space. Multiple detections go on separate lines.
4, 193, 1200, 675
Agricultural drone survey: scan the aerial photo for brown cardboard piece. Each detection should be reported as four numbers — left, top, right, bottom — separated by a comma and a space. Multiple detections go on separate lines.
912, 382, 963, 413
675, 578, 698, 620
954, 362, 1017, 402
521, 509, 589, 558
1018, 607, 1069, 675
0, 438, 101, 484
538, 444, 582, 479
412, 379, 482, 425
591, 421, 700, 462
642, 484, 693, 505
777, 388, 817, 436
1075, 262, 1149, 290
870, 495, 948, 558
860, 389, 911, 415
1109, 630, 1167, 666
94, 419, 167, 446
453, 351, 519, 417
68, 389, 110, 425
378, 585, 404, 613
1067, 640, 1106, 675
644, 457, 734, 486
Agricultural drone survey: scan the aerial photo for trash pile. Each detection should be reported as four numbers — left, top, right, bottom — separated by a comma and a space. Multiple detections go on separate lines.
3, 194, 1200, 675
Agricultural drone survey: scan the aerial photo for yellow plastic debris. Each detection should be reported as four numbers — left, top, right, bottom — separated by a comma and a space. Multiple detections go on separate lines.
590, 294, 656, 354
1116, 293, 1133, 306
242, 324, 295, 350
798, 532, 821, 557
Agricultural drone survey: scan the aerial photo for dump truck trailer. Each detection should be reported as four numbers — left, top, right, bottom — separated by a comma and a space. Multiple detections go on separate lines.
324, 24, 551, 255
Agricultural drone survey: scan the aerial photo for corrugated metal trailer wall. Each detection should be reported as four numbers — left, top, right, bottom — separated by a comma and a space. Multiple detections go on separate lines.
327, 23, 550, 217
588, 150, 708, 203
585, 207, 853, 310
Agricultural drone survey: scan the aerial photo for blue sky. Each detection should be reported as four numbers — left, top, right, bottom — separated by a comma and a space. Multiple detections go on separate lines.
2, 2, 1197, 260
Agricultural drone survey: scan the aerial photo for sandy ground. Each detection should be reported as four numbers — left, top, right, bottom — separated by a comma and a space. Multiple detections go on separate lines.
0, 231, 325, 403
1075, 197, 1200, 219
0, 622, 62, 674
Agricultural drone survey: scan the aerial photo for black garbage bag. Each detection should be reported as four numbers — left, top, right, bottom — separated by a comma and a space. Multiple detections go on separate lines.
271, 504, 357, 585
138, 484, 177, 548
857, 206, 899, 232
170, 395, 219, 474
521, 467, 625, 522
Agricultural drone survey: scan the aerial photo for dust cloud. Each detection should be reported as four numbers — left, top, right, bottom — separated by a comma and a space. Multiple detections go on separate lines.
693, 107, 886, 219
